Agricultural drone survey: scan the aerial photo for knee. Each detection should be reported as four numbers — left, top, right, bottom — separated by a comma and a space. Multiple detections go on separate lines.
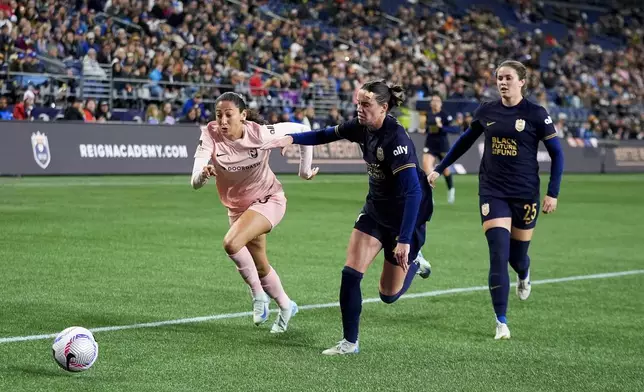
509, 239, 530, 262
222, 236, 244, 255
485, 227, 510, 263
379, 291, 400, 304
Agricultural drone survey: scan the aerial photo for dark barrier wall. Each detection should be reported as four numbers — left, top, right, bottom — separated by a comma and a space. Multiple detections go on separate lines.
0, 122, 641, 175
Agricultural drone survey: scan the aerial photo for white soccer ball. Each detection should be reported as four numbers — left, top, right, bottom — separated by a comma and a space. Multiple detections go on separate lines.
51, 326, 99, 372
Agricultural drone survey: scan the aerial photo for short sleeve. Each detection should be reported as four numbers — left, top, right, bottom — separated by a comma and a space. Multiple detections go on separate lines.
334, 118, 364, 143
534, 106, 557, 141
386, 129, 417, 175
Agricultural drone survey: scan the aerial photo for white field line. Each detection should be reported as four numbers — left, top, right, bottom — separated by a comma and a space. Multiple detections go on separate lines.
1, 269, 642, 344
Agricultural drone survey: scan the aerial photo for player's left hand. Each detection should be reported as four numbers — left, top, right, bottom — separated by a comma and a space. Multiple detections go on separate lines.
393, 243, 411, 272
542, 196, 558, 214
260, 135, 294, 156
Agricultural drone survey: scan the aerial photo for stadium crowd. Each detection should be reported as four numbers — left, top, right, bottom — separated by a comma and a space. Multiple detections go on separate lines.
0, 0, 643, 140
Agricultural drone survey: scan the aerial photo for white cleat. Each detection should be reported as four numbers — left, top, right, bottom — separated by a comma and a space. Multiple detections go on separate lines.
495, 321, 511, 340
321, 339, 360, 356
252, 292, 270, 326
270, 300, 298, 333
516, 272, 531, 301
414, 251, 432, 279
447, 188, 456, 204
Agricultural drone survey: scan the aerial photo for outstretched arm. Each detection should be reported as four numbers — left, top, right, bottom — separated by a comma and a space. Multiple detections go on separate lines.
262, 122, 319, 179
261, 118, 362, 152
289, 126, 344, 145
434, 124, 484, 173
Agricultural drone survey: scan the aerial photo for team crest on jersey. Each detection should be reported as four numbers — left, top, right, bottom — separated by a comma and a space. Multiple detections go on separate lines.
481, 203, 490, 217
515, 119, 526, 132
31, 131, 51, 169
249, 148, 258, 158
376, 147, 384, 161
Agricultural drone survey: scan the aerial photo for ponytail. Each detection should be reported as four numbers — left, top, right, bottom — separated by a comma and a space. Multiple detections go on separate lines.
361, 79, 406, 112
387, 83, 406, 110
245, 109, 267, 125
215, 92, 266, 124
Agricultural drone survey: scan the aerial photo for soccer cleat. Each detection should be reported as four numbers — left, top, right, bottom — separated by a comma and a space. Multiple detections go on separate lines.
252, 292, 270, 326
495, 321, 511, 340
447, 188, 456, 204
322, 339, 360, 356
270, 300, 298, 333
516, 271, 531, 300
414, 251, 432, 279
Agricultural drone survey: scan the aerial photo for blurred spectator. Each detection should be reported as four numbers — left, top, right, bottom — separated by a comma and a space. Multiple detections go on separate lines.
145, 103, 162, 124
179, 106, 199, 124
555, 113, 569, 138
83, 48, 106, 78
83, 99, 96, 122
0, 0, 639, 139
182, 91, 205, 119
63, 97, 84, 121
326, 107, 344, 127
96, 100, 112, 123
0, 94, 12, 120
161, 102, 176, 125
12, 89, 34, 120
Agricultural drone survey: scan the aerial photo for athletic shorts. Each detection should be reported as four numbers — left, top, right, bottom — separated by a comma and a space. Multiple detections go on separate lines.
228, 192, 287, 229
479, 195, 540, 230
354, 211, 427, 266
423, 137, 450, 158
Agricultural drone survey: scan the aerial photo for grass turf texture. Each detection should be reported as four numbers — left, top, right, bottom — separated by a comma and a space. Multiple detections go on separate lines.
0, 174, 642, 392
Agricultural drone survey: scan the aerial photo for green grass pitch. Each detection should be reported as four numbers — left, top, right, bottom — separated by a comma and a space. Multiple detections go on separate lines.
0, 174, 642, 392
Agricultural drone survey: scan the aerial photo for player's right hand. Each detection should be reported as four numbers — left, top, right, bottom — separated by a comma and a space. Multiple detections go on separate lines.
201, 164, 216, 180
427, 171, 441, 188
260, 136, 294, 156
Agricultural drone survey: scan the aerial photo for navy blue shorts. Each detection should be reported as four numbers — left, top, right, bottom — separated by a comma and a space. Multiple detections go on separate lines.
354, 212, 427, 266
423, 137, 449, 158
479, 195, 540, 230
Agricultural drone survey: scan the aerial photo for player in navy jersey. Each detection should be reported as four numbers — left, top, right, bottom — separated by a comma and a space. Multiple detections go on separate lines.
428, 60, 564, 340
261, 79, 434, 355
421, 95, 457, 204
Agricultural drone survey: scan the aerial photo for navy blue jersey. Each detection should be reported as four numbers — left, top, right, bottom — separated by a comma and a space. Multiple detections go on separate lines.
335, 116, 430, 229
425, 111, 452, 138
472, 99, 557, 199
424, 111, 452, 154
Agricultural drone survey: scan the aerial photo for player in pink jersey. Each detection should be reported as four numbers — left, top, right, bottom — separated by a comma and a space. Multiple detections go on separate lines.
191, 92, 318, 333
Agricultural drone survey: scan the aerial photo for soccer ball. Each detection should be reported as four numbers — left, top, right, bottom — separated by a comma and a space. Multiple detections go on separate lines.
51, 326, 99, 372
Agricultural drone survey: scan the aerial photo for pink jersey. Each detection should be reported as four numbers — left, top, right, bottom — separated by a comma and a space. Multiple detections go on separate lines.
198, 121, 281, 213
192, 121, 314, 214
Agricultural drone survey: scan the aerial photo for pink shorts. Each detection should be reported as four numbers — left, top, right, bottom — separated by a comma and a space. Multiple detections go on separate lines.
228, 192, 287, 229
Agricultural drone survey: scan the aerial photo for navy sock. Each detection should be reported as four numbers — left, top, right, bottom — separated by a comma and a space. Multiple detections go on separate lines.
340, 266, 364, 344
444, 173, 454, 190
509, 239, 531, 280
485, 227, 511, 323
379, 260, 420, 304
